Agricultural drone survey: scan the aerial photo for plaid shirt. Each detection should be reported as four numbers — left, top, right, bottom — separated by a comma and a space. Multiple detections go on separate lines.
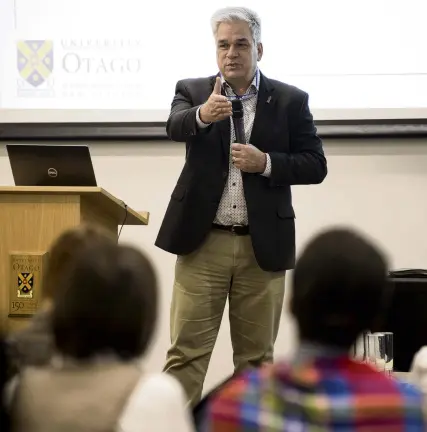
203, 356, 425, 431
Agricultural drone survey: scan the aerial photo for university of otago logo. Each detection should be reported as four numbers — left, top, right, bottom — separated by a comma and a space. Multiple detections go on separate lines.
17, 272, 34, 299
17, 40, 54, 87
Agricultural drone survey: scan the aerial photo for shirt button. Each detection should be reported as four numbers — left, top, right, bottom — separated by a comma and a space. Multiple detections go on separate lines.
232, 182, 236, 186
233, 205, 236, 209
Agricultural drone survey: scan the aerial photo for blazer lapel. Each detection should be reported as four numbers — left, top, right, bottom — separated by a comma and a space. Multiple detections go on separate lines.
249, 73, 275, 151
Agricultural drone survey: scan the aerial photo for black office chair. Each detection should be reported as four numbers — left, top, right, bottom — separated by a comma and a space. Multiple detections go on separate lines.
381, 270, 427, 371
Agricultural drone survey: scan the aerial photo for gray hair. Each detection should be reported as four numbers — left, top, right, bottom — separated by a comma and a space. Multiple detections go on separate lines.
211, 7, 262, 45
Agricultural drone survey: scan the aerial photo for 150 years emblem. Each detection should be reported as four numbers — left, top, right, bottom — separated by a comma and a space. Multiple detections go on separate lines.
9, 253, 48, 317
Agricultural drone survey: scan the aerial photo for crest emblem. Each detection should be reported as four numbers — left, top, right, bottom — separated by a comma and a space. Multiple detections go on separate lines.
17, 272, 34, 298
17, 40, 53, 87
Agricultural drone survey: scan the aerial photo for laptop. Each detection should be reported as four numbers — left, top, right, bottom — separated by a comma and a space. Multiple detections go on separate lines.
7, 144, 97, 187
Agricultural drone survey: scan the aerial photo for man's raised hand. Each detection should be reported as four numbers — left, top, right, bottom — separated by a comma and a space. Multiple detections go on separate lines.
199, 77, 232, 124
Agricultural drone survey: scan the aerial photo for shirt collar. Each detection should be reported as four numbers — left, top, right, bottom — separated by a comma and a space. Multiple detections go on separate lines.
220, 68, 260, 94
291, 340, 349, 366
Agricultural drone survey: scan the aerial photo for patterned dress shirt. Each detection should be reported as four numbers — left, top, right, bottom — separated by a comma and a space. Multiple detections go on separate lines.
202, 356, 426, 431
196, 69, 271, 226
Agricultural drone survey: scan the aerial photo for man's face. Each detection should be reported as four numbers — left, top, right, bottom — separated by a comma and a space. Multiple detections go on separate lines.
215, 21, 262, 85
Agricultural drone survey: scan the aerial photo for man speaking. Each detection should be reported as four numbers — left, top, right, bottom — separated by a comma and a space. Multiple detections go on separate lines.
155, 6, 327, 406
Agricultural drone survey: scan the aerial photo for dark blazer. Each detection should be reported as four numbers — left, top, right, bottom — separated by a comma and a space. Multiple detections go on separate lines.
155, 72, 327, 272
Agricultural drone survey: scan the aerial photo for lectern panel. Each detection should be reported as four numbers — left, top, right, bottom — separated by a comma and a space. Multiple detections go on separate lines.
0, 193, 80, 332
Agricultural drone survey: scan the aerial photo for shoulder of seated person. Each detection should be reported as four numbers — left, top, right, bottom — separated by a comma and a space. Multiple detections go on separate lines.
212, 367, 270, 401
412, 346, 427, 370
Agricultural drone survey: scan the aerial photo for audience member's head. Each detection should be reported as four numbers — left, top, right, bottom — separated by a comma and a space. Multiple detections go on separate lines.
43, 224, 115, 301
290, 227, 388, 349
52, 242, 158, 361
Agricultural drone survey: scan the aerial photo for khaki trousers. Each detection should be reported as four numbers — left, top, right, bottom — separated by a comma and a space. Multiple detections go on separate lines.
164, 229, 286, 406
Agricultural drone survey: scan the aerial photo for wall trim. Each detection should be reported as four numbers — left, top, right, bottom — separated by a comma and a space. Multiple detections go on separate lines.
1, 119, 427, 141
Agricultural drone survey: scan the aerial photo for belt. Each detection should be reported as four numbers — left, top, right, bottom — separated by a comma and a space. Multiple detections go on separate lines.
212, 223, 249, 236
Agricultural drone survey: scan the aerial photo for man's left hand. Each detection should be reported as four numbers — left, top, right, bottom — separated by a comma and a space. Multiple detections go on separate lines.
231, 143, 266, 173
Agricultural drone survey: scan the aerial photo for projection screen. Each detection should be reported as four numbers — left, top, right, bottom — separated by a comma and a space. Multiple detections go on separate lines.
0, 0, 426, 130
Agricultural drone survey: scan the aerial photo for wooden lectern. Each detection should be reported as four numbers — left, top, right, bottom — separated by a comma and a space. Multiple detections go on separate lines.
0, 186, 149, 333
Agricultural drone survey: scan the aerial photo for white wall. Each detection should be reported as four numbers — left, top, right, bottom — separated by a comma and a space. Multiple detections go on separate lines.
1, 138, 427, 393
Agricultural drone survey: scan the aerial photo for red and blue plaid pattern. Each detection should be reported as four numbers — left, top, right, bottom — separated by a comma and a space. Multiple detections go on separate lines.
204, 356, 425, 431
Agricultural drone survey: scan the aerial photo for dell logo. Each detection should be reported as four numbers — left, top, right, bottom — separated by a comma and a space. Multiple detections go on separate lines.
47, 168, 58, 178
